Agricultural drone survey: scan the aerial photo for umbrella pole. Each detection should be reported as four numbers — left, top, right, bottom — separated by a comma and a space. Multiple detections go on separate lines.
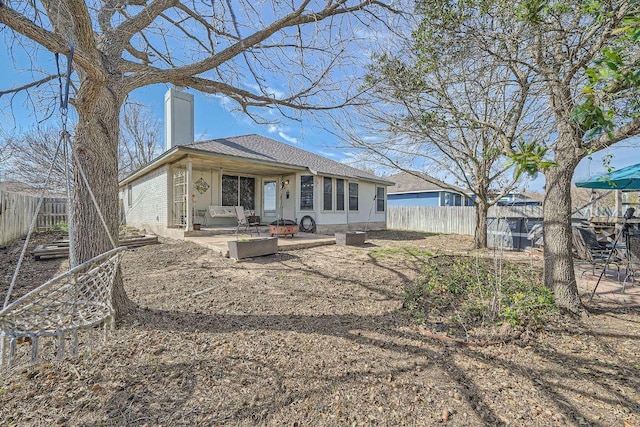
589, 210, 633, 300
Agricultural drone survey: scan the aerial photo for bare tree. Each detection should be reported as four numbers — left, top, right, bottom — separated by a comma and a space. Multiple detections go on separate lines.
6, 127, 71, 192
0, 137, 13, 181
119, 103, 162, 178
0, 0, 400, 317
337, 29, 552, 248
408, 0, 640, 313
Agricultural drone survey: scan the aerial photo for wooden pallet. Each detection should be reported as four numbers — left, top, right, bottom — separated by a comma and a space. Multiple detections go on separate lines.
32, 234, 159, 260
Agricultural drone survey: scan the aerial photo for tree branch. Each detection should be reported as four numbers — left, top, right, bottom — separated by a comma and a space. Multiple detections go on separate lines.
125, 0, 394, 87
0, 2, 101, 76
591, 117, 640, 150
0, 74, 60, 98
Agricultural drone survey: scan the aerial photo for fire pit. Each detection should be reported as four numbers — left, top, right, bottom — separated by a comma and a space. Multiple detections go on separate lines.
269, 219, 298, 238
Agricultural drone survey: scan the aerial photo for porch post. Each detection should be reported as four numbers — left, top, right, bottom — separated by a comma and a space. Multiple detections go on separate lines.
186, 158, 193, 231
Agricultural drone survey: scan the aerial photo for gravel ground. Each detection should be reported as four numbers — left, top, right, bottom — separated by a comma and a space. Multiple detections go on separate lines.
1, 231, 639, 426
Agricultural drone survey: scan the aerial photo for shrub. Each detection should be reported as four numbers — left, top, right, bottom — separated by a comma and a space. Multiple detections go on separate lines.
404, 256, 556, 333
52, 221, 69, 232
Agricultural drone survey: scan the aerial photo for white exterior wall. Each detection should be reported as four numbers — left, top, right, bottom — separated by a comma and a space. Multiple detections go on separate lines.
121, 165, 170, 233
164, 88, 194, 151
296, 173, 387, 232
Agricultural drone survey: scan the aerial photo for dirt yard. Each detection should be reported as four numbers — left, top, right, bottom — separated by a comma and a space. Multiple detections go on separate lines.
1, 231, 639, 426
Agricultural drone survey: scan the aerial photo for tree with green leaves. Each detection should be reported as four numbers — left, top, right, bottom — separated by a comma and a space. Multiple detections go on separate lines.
0, 0, 400, 317
410, 0, 640, 313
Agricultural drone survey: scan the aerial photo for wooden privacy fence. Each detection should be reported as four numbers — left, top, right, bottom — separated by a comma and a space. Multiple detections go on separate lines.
388, 206, 476, 235
0, 190, 67, 246
37, 198, 68, 231
387, 205, 546, 236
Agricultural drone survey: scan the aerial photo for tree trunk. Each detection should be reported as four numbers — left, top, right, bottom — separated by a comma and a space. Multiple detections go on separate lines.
543, 159, 583, 314
474, 200, 489, 249
72, 84, 135, 318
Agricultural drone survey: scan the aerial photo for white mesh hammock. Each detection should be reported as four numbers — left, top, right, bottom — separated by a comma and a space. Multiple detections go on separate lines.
0, 247, 125, 365
0, 47, 125, 366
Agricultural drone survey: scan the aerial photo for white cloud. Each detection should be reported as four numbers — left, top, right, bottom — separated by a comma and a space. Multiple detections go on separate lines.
245, 83, 286, 99
208, 93, 234, 108
362, 135, 383, 143
316, 150, 337, 158
267, 124, 279, 134
279, 132, 298, 144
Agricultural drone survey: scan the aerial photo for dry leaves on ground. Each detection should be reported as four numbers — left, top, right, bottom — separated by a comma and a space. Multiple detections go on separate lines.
1, 231, 639, 426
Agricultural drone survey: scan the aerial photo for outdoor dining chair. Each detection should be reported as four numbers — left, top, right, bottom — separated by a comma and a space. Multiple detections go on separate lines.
572, 226, 623, 279
234, 206, 260, 235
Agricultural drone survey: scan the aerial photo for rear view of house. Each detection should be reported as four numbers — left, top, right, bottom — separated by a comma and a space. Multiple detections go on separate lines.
119, 88, 391, 237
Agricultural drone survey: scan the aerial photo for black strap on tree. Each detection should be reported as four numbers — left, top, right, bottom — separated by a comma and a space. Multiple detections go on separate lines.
55, 43, 74, 124
55, 43, 77, 265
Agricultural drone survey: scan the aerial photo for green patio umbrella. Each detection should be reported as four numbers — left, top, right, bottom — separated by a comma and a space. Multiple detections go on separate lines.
575, 162, 640, 190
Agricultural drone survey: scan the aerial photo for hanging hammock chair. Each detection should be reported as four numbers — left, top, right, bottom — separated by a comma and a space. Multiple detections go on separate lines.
0, 45, 126, 367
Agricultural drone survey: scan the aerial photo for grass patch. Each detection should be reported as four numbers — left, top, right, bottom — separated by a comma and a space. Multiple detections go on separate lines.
51, 221, 69, 233
404, 256, 555, 337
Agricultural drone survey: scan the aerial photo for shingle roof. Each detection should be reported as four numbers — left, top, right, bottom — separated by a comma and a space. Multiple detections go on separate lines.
387, 171, 467, 194
185, 134, 391, 184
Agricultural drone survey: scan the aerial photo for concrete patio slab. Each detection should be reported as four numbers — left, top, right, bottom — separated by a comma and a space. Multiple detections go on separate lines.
576, 266, 640, 307
184, 226, 336, 257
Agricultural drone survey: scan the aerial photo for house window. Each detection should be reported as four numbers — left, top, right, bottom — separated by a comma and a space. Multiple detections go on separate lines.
349, 182, 358, 211
222, 175, 255, 209
127, 184, 132, 207
323, 177, 332, 211
336, 179, 345, 211
300, 175, 314, 210
376, 186, 385, 212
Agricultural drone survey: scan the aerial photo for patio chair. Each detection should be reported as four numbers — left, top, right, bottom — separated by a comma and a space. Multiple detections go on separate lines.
234, 206, 260, 235
572, 226, 622, 279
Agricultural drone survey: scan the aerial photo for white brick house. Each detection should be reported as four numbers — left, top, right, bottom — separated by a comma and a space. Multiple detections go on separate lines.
119, 134, 392, 236
118, 88, 392, 237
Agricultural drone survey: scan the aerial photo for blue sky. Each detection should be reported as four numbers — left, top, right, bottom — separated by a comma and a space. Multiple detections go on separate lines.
2, 43, 639, 193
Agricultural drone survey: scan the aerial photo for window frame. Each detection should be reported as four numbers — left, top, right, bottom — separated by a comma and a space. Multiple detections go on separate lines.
222, 174, 255, 210
348, 182, 359, 211
336, 179, 345, 211
300, 175, 314, 210
323, 177, 333, 211
376, 186, 385, 212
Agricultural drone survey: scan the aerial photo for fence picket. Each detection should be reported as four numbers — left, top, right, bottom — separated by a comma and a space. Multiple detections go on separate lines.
0, 190, 68, 245
387, 205, 546, 236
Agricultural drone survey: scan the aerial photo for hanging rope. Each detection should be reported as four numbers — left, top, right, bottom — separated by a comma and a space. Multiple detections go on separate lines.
57, 44, 78, 267
2, 45, 76, 309
2, 138, 66, 309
